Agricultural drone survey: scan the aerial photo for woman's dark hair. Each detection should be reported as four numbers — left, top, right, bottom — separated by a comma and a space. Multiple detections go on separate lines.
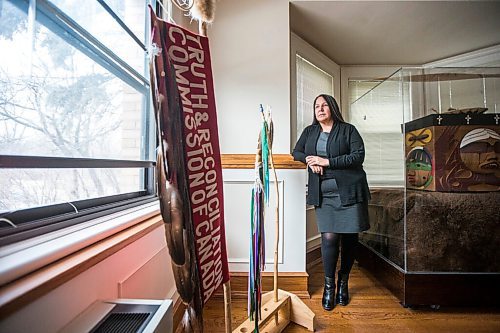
312, 94, 345, 125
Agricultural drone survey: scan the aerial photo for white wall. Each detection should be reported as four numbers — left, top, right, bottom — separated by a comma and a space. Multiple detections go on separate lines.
0, 224, 175, 333
209, 0, 290, 154
222, 169, 307, 272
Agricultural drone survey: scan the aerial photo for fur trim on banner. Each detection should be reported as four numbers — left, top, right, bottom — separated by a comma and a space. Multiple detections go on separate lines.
190, 0, 216, 23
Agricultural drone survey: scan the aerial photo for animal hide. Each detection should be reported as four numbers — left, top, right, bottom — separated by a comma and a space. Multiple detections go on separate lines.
190, 0, 216, 23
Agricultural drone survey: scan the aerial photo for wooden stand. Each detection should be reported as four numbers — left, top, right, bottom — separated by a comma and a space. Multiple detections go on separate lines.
231, 127, 315, 333
233, 289, 314, 333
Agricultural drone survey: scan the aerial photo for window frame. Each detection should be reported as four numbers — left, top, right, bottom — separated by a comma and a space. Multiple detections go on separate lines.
0, 0, 157, 244
295, 53, 335, 141
290, 33, 340, 151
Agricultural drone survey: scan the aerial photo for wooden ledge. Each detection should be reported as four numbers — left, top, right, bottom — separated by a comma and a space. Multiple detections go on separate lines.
221, 154, 305, 169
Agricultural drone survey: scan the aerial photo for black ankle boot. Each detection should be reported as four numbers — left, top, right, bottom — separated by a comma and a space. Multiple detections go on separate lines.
336, 273, 349, 306
322, 276, 335, 311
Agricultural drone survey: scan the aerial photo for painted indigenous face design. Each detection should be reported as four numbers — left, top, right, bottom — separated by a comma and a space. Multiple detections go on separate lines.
406, 147, 433, 188
314, 96, 332, 124
407, 161, 432, 187
459, 138, 500, 174
459, 128, 500, 174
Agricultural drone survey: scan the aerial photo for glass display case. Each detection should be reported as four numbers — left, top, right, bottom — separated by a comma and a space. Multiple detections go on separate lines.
350, 67, 500, 306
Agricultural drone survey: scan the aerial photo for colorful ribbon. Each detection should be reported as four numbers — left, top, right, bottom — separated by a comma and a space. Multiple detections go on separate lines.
248, 105, 273, 332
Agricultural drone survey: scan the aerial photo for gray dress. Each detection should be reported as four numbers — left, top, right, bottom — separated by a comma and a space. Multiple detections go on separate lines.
315, 132, 370, 233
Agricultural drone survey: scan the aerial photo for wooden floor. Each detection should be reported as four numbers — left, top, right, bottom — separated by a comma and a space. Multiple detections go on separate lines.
202, 263, 500, 332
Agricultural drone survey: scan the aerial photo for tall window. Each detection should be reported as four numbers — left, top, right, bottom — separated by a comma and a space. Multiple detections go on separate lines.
295, 54, 333, 142
348, 77, 406, 186
0, 0, 155, 243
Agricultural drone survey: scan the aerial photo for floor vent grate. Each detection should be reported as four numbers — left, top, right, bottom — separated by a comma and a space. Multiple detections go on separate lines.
92, 312, 149, 333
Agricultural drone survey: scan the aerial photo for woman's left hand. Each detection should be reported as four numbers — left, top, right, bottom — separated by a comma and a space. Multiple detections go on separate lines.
306, 155, 329, 167
309, 165, 323, 175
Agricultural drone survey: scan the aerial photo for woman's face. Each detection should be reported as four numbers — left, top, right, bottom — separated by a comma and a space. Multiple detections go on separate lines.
314, 96, 332, 123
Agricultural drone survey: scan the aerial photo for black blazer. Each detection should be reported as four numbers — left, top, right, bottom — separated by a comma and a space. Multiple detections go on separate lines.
292, 122, 371, 206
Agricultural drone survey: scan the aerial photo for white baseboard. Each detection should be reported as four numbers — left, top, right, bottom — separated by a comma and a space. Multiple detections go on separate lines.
306, 234, 321, 252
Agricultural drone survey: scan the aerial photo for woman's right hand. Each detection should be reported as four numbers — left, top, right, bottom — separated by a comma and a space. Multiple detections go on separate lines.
309, 164, 323, 175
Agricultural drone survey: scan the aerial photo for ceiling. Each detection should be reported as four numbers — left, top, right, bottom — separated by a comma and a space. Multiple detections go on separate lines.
290, 1, 500, 66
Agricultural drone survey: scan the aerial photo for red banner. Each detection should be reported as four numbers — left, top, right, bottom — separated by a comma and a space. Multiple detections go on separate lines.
163, 22, 230, 305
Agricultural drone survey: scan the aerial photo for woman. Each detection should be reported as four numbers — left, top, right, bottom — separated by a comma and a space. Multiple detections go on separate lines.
292, 94, 370, 311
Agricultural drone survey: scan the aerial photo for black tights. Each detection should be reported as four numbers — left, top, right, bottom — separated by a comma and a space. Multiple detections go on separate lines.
321, 232, 359, 279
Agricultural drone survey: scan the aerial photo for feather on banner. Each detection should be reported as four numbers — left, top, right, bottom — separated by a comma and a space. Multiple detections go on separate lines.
248, 105, 274, 331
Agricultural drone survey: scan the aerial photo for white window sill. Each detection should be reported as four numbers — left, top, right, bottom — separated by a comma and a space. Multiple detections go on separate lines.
0, 201, 160, 287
